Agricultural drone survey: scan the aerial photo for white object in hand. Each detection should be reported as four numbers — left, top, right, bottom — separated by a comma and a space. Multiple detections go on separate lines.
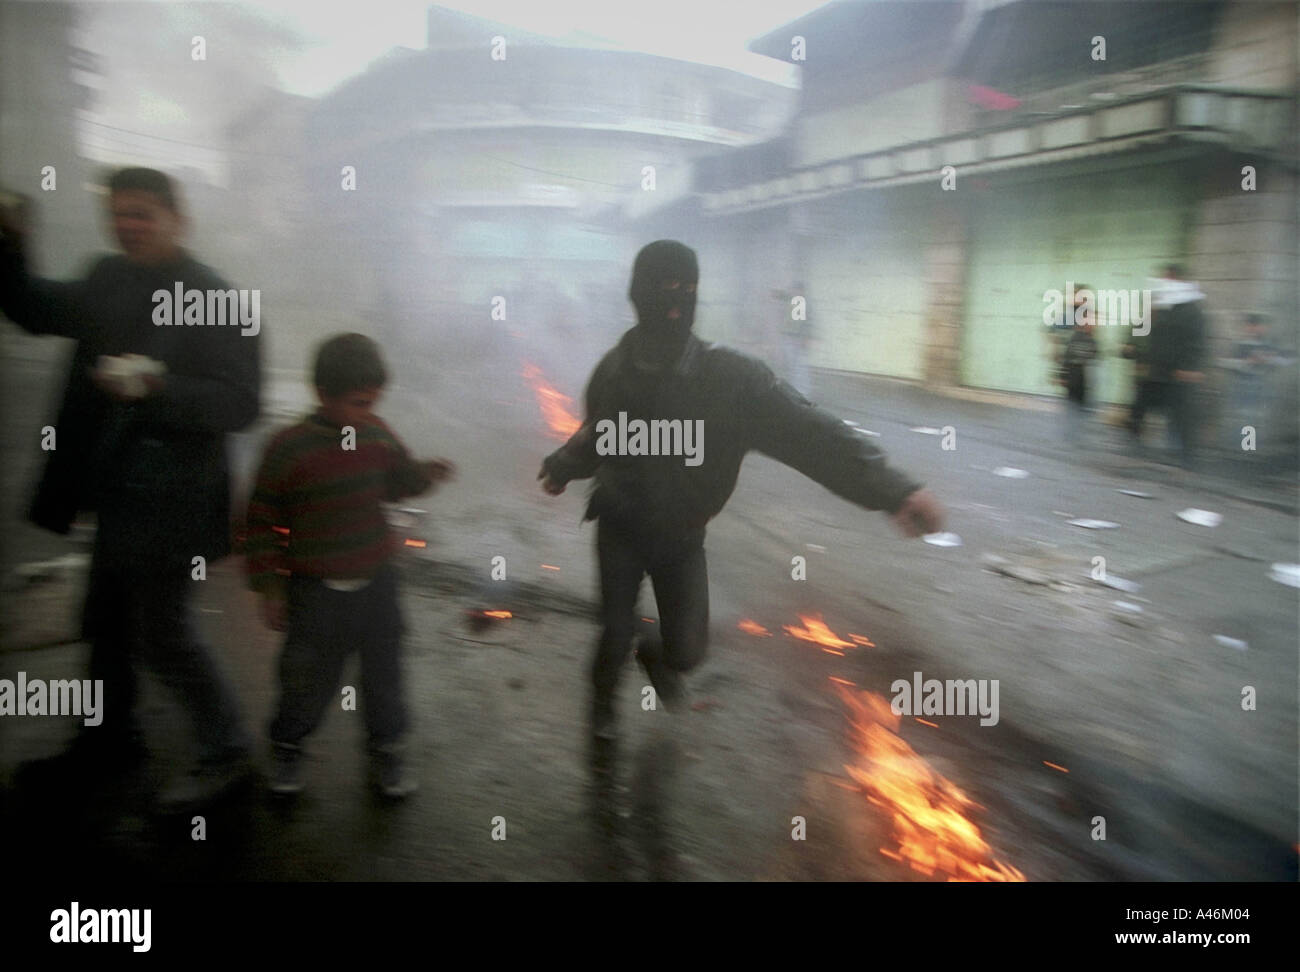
96, 354, 165, 400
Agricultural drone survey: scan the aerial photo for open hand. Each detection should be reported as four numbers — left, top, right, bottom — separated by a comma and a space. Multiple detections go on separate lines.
891, 487, 945, 538
537, 465, 565, 496
422, 458, 456, 483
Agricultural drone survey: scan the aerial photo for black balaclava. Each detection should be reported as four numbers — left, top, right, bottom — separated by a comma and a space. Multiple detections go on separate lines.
628, 240, 698, 370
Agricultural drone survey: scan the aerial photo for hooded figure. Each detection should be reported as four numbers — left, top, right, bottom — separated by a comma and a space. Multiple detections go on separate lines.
539, 240, 944, 742
626, 239, 698, 371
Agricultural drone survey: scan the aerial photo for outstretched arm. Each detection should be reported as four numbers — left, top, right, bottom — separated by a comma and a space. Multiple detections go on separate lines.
538, 357, 610, 495
0, 229, 95, 338
745, 363, 943, 535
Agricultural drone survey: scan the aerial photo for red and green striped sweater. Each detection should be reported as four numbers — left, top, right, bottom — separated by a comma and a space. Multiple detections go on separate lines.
245, 411, 434, 595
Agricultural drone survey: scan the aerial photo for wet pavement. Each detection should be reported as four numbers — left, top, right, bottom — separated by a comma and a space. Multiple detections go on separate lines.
1, 329, 1296, 881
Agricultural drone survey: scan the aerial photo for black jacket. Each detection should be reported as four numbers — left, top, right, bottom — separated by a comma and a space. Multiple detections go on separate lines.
1135, 299, 1208, 382
0, 248, 261, 567
542, 329, 920, 537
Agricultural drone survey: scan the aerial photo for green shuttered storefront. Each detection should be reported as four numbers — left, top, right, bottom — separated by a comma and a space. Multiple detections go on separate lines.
960, 163, 1196, 402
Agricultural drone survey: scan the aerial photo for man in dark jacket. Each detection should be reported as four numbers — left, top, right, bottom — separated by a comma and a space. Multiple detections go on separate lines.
1, 168, 261, 809
1124, 265, 1207, 467
539, 240, 943, 739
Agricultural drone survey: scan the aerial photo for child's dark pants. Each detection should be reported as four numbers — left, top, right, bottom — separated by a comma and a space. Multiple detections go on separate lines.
270, 560, 408, 749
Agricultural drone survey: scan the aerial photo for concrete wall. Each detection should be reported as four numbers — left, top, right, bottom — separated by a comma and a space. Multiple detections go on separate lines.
795, 80, 948, 168
1190, 160, 1299, 353
1207, 0, 1299, 90
803, 189, 928, 380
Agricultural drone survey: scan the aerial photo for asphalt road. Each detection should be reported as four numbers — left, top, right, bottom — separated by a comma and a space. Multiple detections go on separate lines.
2, 326, 1296, 881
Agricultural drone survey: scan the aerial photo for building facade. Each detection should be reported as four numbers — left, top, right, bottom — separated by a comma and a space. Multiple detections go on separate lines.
697, 0, 1297, 413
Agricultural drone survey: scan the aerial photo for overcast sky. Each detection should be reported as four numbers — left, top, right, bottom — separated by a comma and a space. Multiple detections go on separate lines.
247, 0, 827, 93
68, 0, 829, 180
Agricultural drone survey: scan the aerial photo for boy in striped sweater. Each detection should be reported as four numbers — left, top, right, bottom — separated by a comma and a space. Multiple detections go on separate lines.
245, 333, 453, 797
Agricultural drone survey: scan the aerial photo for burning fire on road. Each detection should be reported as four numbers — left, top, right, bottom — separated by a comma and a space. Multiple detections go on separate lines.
522, 362, 581, 439
836, 685, 1025, 881
783, 613, 854, 653
737, 613, 1024, 881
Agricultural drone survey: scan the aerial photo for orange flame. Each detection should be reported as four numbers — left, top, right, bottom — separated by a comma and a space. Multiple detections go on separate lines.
522, 363, 581, 439
835, 685, 1025, 882
404, 539, 426, 548
738, 619, 772, 637
481, 610, 512, 619
783, 613, 854, 649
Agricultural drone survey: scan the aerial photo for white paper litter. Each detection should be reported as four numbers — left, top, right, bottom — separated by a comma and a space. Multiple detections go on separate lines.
1268, 563, 1300, 588
993, 467, 1029, 478
1213, 635, 1248, 651
1099, 576, 1141, 593
1069, 519, 1120, 529
1176, 508, 1222, 527
923, 532, 963, 547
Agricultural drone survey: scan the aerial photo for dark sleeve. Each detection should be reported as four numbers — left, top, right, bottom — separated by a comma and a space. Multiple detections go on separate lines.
376, 420, 435, 501
540, 355, 610, 486
1182, 305, 1208, 370
0, 246, 102, 338
743, 357, 922, 514
131, 274, 261, 433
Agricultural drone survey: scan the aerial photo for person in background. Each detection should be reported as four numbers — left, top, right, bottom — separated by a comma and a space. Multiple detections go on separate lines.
1124, 263, 1207, 468
1054, 284, 1099, 446
777, 280, 814, 399
1225, 312, 1280, 439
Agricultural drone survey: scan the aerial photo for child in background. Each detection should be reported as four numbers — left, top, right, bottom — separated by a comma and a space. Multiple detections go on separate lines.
245, 333, 453, 798
1055, 285, 1099, 445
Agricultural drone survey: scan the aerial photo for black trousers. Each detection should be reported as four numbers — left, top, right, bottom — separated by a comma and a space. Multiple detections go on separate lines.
81, 542, 249, 763
1130, 379, 1198, 463
592, 517, 709, 698
269, 561, 408, 749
